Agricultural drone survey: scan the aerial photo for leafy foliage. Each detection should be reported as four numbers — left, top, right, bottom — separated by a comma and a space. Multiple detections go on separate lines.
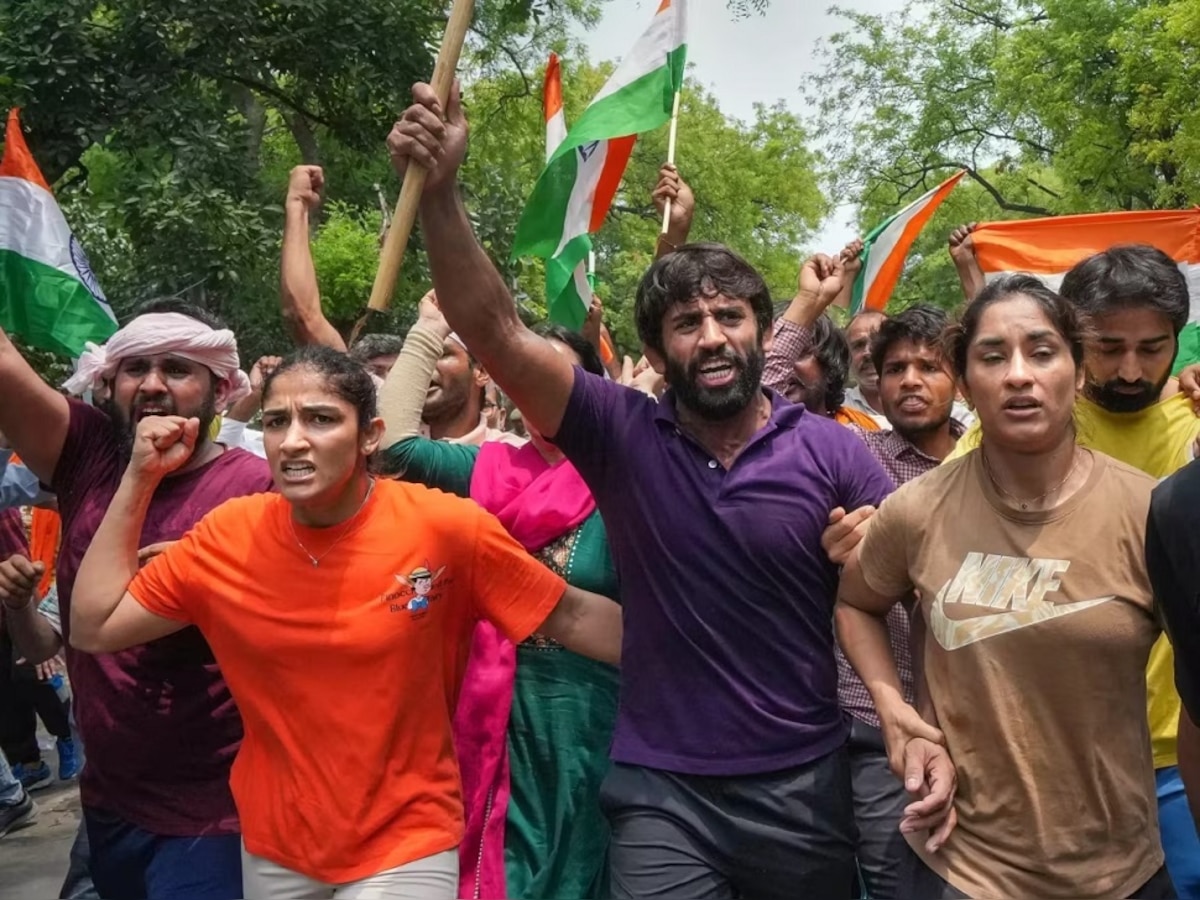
1, 0, 813, 374
806, 0, 1200, 310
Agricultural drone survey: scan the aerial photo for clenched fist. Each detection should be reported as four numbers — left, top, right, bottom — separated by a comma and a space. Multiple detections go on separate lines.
387, 82, 469, 194
286, 166, 324, 212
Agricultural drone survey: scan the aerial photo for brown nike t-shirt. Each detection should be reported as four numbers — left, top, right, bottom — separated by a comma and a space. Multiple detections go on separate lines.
858, 449, 1162, 898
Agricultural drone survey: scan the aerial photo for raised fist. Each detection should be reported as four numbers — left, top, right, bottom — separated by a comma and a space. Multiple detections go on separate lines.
387, 82, 469, 194
129, 416, 200, 482
286, 166, 324, 212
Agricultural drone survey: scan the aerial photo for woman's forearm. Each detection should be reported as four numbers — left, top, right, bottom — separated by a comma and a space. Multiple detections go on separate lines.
71, 472, 156, 646
835, 601, 914, 740
539, 586, 623, 667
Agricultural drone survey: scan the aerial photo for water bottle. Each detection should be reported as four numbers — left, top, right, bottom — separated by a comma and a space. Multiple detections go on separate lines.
48, 671, 71, 705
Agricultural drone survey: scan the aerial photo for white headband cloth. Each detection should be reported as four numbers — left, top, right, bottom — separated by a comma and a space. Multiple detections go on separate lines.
62, 312, 253, 405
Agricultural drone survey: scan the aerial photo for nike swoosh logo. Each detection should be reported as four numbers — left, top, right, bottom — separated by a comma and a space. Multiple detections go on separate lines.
930, 594, 1115, 651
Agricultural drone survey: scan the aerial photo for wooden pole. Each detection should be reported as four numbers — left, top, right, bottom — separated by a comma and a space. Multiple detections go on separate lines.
660, 91, 682, 235
352, 0, 475, 342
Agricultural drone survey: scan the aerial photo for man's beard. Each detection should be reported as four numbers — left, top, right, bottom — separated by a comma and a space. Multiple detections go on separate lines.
666, 347, 765, 421
103, 392, 219, 462
1085, 373, 1169, 414
892, 407, 953, 444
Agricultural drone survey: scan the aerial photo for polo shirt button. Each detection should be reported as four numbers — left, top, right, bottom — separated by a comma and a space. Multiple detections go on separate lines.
708, 460, 718, 469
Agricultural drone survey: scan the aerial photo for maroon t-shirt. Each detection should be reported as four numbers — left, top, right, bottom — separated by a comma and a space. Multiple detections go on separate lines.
0, 508, 28, 559
53, 400, 273, 836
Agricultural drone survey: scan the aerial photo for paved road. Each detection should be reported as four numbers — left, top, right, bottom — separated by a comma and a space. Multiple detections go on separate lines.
0, 779, 80, 900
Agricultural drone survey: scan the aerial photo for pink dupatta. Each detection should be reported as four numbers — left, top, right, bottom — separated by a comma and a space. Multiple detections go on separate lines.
454, 441, 595, 900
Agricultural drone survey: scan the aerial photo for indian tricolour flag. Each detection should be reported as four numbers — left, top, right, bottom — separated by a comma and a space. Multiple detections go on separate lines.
0, 109, 116, 357
850, 170, 966, 314
970, 209, 1200, 373
514, 0, 687, 329
542, 53, 601, 328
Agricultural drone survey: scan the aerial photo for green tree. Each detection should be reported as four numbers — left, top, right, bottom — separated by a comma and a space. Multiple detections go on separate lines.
0, 0, 599, 363
462, 60, 827, 352
806, 0, 1199, 312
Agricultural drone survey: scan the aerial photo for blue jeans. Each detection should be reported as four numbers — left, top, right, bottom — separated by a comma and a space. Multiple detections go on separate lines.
84, 807, 242, 900
0, 747, 21, 806
1158, 766, 1200, 899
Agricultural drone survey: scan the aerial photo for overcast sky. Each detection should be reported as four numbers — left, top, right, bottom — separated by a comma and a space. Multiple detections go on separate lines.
576, 0, 908, 253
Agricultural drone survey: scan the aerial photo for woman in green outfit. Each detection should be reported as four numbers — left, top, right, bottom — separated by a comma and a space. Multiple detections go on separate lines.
377, 296, 620, 900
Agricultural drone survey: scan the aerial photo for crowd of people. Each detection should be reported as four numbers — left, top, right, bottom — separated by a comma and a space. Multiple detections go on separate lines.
2, 78, 1200, 900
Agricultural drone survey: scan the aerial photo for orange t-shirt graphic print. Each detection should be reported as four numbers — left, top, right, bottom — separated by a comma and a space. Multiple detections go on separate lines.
129, 478, 566, 884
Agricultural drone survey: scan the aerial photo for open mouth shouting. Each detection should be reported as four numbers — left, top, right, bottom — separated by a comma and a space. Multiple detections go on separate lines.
279, 460, 317, 484
1001, 395, 1042, 418
695, 355, 741, 390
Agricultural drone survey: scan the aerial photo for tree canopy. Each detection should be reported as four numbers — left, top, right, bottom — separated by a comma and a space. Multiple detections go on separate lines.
806, 0, 1199, 311
0, 0, 818, 367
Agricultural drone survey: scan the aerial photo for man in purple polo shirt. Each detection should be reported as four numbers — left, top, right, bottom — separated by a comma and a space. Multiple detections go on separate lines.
388, 82, 896, 897
0, 297, 271, 899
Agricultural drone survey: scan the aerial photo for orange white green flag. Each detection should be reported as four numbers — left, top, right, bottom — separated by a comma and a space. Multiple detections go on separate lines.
970, 209, 1200, 372
849, 170, 966, 314
542, 53, 607, 328
0, 109, 116, 357
515, 0, 687, 328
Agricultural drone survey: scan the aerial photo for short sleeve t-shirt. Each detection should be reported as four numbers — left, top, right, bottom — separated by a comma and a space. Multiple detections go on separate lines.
129, 478, 566, 884
858, 449, 1162, 898
948, 391, 1200, 769
53, 399, 273, 836
552, 368, 894, 775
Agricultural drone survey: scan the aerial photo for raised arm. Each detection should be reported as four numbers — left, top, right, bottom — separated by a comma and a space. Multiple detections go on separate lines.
281, 166, 347, 351
948, 223, 984, 301
652, 163, 695, 259
70, 416, 194, 653
762, 252, 846, 394
378, 291, 450, 449
388, 82, 576, 439
224, 355, 280, 425
0, 330, 70, 485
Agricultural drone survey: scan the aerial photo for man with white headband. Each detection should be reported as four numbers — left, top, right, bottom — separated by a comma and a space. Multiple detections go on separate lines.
0, 296, 271, 900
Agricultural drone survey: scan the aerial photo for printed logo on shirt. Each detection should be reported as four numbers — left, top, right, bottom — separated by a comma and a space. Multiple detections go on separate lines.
382, 561, 448, 618
930, 552, 1112, 651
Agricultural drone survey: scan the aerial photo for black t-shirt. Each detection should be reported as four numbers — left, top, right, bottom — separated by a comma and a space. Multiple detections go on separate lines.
1147, 458, 1200, 725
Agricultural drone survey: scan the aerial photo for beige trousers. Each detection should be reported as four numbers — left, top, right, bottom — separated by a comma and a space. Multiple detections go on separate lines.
240, 845, 459, 900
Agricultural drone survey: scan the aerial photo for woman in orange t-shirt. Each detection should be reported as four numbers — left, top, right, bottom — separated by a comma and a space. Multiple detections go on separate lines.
68, 346, 622, 900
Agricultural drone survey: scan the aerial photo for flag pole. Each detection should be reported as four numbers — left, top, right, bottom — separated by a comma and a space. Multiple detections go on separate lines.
351, 0, 475, 344
660, 90, 682, 235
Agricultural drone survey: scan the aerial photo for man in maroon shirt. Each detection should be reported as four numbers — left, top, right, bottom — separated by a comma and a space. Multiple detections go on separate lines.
0, 297, 271, 899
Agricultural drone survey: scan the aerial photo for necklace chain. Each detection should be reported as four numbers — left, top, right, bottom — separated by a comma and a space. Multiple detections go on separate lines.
981, 447, 1080, 511
289, 478, 375, 567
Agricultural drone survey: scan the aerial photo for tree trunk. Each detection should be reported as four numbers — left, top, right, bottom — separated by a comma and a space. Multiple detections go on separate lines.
288, 113, 321, 166
240, 88, 267, 172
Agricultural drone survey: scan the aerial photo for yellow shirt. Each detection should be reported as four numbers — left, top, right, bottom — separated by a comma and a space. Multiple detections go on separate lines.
948, 392, 1200, 768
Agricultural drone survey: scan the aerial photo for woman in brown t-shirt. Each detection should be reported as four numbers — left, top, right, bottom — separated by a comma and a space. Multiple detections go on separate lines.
836, 275, 1172, 899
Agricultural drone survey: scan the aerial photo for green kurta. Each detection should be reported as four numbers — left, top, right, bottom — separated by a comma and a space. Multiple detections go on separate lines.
382, 438, 618, 899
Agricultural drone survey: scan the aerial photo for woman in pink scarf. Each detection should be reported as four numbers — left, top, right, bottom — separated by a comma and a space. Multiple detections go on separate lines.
378, 320, 618, 899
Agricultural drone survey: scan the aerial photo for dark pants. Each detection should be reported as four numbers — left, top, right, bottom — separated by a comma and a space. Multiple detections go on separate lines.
600, 748, 858, 899
898, 846, 1177, 899
60, 819, 100, 900
848, 718, 908, 898
84, 807, 242, 900
0, 633, 71, 764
